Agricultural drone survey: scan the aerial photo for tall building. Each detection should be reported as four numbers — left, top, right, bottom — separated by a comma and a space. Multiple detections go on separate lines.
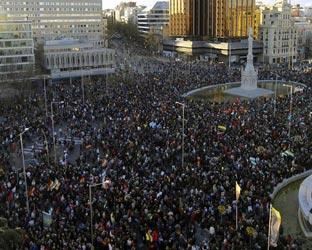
169, 0, 215, 38
1, 0, 103, 43
0, 18, 35, 79
293, 16, 312, 59
114, 1, 144, 24
169, 0, 259, 40
137, 1, 169, 35
260, 0, 298, 65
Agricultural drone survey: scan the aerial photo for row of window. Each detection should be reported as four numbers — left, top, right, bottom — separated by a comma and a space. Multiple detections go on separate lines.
45, 53, 114, 69
0, 32, 32, 40
0, 47, 33, 55
5, 7, 101, 12
0, 55, 34, 65
4, 1, 101, 7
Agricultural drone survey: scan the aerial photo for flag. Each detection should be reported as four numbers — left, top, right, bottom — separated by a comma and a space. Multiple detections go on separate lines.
269, 206, 282, 247
218, 125, 227, 132
42, 211, 52, 227
28, 187, 36, 197
235, 182, 241, 201
47, 179, 54, 191
281, 150, 294, 158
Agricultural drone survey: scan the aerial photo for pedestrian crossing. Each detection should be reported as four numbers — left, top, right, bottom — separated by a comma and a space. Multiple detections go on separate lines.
21, 137, 83, 165
58, 137, 83, 145
23, 143, 44, 156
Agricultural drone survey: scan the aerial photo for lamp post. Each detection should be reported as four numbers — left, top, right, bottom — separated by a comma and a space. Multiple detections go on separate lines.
41, 129, 50, 166
19, 127, 30, 214
89, 182, 103, 250
51, 101, 64, 164
283, 84, 293, 138
273, 74, 279, 117
176, 102, 185, 168
81, 74, 85, 105
228, 42, 231, 69
43, 76, 48, 117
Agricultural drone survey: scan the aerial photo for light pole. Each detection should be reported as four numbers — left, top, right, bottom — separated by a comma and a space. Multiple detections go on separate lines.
273, 74, 279, 117
41, 129, 50, 166
283, 83, 293, 138
228, 42, 231, 69
19, 127, 30, 214
81, 74, 85, 105
176, 102, 185, 168
51, 101, 64, 164
89, 182, 103, 250
43, 76, 48, 117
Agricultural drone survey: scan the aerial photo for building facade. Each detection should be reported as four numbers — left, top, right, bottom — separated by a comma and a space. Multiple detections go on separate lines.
114, 1, 144, 24
137, 1, 169, 35
0, 19, 35, 79
43, 39, 115, 79
169, 0, 259, 40
294, 17, 312, 60
1, 0, 103, 43
260, 0, 298, 65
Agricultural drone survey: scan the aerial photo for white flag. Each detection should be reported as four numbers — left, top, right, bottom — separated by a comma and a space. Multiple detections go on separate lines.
235, 182, 241, 201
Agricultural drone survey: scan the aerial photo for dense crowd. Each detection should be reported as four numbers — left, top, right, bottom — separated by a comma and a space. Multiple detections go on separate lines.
0, 53, 312, 250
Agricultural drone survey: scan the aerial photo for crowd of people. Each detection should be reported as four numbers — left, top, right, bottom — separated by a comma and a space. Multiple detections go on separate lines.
0, 46, 312, 250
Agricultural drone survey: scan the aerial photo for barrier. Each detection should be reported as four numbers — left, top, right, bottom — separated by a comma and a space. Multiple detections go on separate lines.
182, 80, 307, 98
270, 170, 312, 200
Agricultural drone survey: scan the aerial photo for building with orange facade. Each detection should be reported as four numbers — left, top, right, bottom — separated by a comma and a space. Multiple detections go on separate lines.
169, 0, 260, 40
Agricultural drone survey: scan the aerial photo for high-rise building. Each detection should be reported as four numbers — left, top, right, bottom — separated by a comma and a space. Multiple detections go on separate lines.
260, 0, 298, 65
223, 0, 259, 39
114, 1, 144, 24
137, 1, 169, 35
0, 18, 35, 79
169, 0, 215, 38
0, 0, 103, 43
169, 0, 259, 40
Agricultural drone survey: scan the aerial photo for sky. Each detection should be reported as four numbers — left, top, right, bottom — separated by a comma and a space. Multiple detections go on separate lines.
103, 0, 311, 9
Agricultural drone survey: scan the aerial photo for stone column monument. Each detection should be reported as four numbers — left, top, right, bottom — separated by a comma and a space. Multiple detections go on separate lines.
241, 28, 258, 90
225, 27, 273, 98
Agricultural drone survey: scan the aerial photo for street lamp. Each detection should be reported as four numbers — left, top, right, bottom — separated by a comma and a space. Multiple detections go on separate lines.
283, 83, 293, 138
50, 101, 64, 164
176, 102, 185, 168
89, 182, 104, 250
19, 127, 30, 214
273, 74, 279, 117
43, 76, 48, 117
41, 129, 50, 167
81, 74, 85, 105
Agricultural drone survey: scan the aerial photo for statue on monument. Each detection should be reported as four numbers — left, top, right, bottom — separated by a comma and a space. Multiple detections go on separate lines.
241, 27, 258, 90
224, 27, 273, 98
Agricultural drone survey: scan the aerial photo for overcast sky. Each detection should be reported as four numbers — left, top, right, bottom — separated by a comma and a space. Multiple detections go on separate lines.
103, 0, 311, 9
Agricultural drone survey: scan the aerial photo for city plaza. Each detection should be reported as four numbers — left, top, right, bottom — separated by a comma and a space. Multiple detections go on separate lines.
0, 36, 311, 249
0, 0, 312, 250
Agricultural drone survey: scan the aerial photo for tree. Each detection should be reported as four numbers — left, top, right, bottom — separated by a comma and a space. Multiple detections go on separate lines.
0, 218, 24, 250
107, 22, 143, 43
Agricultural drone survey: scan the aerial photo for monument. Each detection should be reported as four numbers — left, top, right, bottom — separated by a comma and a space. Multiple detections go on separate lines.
298, 174, 312, 237
225, 28, 273, 98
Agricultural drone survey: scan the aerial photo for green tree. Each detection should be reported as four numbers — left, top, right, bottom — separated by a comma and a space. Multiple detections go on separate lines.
0, 217, 24, 250
107, 22, 143, 42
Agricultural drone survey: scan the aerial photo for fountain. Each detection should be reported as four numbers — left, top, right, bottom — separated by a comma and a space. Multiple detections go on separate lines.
224, 28, 273, 98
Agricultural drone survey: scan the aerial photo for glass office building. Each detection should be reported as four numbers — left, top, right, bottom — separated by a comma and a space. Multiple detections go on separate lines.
169, 0, 259, 40
0, 19, 35, 77
0, 0, 103, 42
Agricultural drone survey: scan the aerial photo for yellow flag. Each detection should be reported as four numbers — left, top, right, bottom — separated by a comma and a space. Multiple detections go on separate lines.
235, 182, 241, 200
269, 206, 282, 247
